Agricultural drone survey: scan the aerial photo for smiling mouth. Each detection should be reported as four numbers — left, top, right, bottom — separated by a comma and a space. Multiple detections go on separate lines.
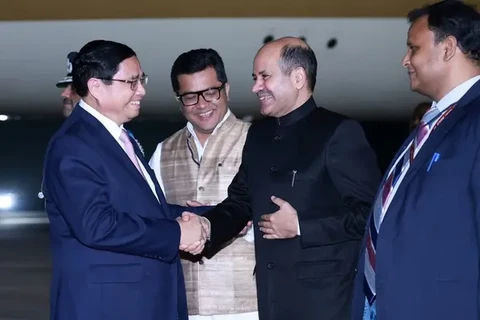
258, 95, 273, 101
198, 110, 214, 118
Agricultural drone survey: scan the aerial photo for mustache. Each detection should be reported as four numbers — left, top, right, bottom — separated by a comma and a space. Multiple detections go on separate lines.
63, 98, 73, 106
256, 90, 273, 97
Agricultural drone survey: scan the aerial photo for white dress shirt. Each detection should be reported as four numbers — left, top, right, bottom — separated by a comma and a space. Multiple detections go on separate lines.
79, 100, 159, 202
381, 75, 480, 214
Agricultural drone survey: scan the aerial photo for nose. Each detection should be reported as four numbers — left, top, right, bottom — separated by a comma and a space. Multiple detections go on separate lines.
402, 52, 410, 68
196, 95, 208, 109
61, 86, 71, 98
136, 82, 146, 97
252, 80, 263, 94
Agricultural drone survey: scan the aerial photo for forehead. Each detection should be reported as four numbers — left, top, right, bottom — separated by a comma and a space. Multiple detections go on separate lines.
115, 56, 142, 78
408, 16, 433, 44
253, 47, 280, 73
177, 67, 220, 92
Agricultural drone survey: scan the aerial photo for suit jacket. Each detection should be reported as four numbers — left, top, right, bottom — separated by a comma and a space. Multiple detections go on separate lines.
202, 97, 381, 320
42, 106, 205, 320
351, 80, 480, 320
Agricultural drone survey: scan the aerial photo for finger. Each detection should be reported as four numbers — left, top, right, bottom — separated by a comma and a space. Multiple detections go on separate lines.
190, 244, 205, 255
258, 221, 272, 228
271, 195, 287, 207
247, 221, 253, 227
185, 241, 203, 254
264, 233, 281, 239
186, 200, 203, 207
259, 227, 275, 234
181, 211, 194, 221
260, 214, 272, 221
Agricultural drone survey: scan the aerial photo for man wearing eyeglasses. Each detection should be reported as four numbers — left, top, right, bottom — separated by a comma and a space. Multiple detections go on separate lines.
42, 40, 209, 320
149, 48, 257, 320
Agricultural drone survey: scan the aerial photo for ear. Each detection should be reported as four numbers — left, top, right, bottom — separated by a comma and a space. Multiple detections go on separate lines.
290, 67, 306, 90
87, 78, 103, 100
224, 83, 230, 101
443, 35, 457, 61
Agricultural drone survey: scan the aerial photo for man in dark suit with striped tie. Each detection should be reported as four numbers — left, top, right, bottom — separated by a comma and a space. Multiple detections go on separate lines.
351, 1, 480, 319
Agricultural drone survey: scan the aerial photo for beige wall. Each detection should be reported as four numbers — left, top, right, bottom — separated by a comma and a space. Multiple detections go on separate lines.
5, 0, 480, 20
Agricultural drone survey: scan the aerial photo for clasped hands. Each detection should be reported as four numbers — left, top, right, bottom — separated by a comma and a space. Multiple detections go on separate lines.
177, 195, 297, 255
177, 212, 210, 255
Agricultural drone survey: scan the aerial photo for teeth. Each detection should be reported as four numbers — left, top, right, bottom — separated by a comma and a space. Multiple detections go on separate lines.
130, 101, 140, 105
259, 96, 271, 101
199, 110, 213, 117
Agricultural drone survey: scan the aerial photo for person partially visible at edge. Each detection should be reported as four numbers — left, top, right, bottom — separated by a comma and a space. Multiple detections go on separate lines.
352, 1, 480, 320
56, 51, 81, 117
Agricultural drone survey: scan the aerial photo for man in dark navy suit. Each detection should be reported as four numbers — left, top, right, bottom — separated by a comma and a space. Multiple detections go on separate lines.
352, 1, 480, 319
42, 40, 209, 320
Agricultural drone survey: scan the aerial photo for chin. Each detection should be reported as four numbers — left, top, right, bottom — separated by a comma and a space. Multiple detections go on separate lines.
260, 104, 275, 116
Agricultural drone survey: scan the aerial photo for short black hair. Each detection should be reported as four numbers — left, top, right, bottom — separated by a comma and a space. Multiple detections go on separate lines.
278, 44, 317, 91
72, 40, 136, 97
170, 48, 227, 94
407, 0, 480, 63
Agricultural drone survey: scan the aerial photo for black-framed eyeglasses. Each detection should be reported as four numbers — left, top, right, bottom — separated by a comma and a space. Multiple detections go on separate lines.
176, 84, 225, 107
99, 74, 148, 91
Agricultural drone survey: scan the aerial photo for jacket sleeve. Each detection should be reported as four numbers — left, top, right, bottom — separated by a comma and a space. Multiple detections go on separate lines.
44, 135, 181, 262
299, 120, 381, 249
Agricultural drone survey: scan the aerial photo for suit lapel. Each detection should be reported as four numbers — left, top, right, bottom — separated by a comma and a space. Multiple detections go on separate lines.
385, 81, 480, 220
128, 133, 172, 212
78, 108, 163, 210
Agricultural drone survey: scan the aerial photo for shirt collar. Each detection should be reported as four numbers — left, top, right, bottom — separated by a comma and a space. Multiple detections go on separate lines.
276, 96, 316, 127
79, 99, 124, 140
432, 75, 480, 112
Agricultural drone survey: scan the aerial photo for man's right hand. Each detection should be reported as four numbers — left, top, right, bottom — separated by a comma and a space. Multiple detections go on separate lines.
177, 212, 210, 255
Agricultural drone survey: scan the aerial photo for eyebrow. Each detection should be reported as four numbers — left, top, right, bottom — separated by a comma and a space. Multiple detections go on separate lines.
129, 72, 145, 80
252, 70, 267, 77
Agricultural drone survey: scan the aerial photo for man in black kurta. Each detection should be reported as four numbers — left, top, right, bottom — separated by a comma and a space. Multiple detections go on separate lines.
182, 37, 382, 320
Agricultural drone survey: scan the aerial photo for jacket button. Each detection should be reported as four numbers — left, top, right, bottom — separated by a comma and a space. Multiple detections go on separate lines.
198, 186, 204, 191
274, 135, 281, 141
270, 167, 277, 172
266, 262, 274, 269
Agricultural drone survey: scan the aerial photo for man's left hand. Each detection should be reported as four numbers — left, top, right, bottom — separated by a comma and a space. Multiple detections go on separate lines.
258, 196, 298, 239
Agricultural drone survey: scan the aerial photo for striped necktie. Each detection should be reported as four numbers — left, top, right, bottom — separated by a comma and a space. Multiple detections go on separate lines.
364, 102, 456, 304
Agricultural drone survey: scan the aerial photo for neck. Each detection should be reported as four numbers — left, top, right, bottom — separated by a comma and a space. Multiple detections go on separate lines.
433, 65, 480, 102
282, 92, 312, 117
83, 96, 123, 126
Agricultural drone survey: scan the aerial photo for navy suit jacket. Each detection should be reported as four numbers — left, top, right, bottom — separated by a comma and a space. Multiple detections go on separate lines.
352, 80, 480, 320
42, 106, 206, 320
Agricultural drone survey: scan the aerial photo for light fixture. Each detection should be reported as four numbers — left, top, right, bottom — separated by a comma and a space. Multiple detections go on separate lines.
0, 115, 9, 121
0, 193, 15, 210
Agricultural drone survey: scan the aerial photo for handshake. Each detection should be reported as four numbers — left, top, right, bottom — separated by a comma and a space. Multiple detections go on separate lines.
176, 211, 211, 255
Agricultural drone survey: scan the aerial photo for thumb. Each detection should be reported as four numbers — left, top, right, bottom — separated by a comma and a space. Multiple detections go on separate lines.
187, 200, 203, 207
181, 211, 193, 221
271, 195, 286, 207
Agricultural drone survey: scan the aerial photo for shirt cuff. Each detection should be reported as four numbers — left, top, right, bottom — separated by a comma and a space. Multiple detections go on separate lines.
297, 220, 301, 235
